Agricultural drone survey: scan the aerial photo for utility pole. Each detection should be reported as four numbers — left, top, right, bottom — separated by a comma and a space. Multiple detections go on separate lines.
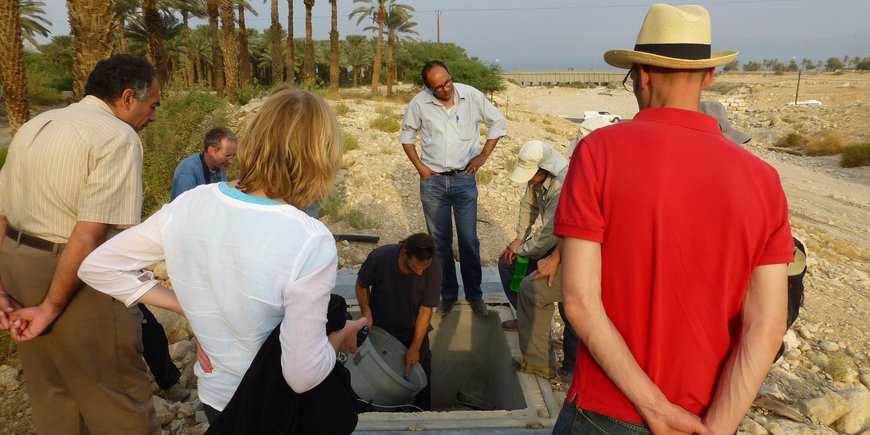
435, 10, 442, 43
793, 57, 802, 106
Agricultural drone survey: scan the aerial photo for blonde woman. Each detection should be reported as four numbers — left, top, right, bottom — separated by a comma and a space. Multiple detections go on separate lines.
79, 89, 366, 431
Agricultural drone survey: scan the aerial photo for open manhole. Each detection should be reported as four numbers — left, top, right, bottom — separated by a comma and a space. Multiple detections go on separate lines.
347, 302, 560, 432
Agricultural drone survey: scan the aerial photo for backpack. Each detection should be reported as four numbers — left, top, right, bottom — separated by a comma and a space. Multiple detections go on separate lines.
775, 236, 807, 361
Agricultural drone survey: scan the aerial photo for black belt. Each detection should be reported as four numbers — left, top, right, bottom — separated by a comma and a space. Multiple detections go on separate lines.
5, 226, 63, 253
437, 169, 464, 176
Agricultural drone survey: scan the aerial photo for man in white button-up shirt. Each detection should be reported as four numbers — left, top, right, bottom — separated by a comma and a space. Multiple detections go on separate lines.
400, 60, 507, 317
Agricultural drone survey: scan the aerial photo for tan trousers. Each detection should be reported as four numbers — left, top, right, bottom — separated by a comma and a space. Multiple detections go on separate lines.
517, 266, 563, 371
1, 237, 159, 435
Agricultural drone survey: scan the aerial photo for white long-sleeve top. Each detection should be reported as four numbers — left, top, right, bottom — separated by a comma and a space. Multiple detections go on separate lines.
79, 183, 337, 411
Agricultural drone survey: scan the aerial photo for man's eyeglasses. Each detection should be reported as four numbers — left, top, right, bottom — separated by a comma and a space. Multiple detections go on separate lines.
433, 77, 453, 92
622, 66, 635, 92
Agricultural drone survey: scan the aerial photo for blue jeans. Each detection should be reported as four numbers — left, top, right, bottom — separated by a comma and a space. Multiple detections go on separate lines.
552, 398, 651, 434
497, 255, 539, 310
420, 173, 482, 301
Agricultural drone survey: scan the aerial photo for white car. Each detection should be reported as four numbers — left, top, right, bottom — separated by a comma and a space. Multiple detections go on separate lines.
583, 111, 621, 123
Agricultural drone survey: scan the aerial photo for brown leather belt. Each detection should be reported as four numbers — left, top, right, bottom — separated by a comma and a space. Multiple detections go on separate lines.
5, 226, 63, 253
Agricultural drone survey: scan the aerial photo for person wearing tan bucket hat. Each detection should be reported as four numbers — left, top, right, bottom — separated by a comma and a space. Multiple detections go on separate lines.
553, 4, 794, 435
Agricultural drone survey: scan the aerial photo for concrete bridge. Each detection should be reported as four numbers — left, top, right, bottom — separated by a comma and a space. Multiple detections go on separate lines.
501, 70, 624, 86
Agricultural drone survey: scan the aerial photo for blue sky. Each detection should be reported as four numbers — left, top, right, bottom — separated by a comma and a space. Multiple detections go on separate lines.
39, 0, 870, 71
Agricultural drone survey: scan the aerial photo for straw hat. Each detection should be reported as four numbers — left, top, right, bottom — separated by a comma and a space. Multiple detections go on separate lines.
604, 4, 737, 69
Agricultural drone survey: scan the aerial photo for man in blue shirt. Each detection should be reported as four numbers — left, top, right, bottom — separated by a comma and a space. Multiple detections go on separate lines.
400, 60, 507, 317
170, 127, 237, 200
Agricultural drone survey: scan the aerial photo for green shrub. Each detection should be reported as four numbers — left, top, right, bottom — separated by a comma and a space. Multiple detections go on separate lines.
776, 132, 809, 148
476, 169, 494, 185
333, 102, 350, 116
0, 148, 7, 170
505, 156, 517, 172
140, 82, 230, 217
542, 119, 552, 125
805, 131, 844, 156
559, 82, 592, 89
396, 41, 505, 93
236, 84, 268, 106
826, 352, 852, 381
370, 115, 400, 133
841, 142, 870, 168
320, 193, 343, 218
343, 208, 377, 229
24, 50, 72, 106
545, 126, 559, 135
343, 131, 359, 151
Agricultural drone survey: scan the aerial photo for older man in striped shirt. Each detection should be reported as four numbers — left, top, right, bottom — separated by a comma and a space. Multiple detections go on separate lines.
0, 55, 161, 434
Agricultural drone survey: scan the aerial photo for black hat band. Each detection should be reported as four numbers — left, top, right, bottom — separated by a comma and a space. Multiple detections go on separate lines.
633, 43, 712, 60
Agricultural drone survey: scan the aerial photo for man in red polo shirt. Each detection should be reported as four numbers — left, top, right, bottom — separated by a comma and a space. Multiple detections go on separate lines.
553, 4, 793, 434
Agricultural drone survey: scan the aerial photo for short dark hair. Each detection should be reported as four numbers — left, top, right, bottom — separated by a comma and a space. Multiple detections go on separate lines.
84, 55, 157, 103
400, 233, 435, 261
421, 60, 449, 88
203, 127, 236, 152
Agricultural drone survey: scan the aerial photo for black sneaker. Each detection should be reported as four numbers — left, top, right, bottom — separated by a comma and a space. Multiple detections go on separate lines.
469, 299, 488, 317
438, 298, 457, 314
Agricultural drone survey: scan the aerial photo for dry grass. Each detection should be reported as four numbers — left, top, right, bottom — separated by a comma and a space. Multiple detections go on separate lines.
476, 169, 494, 185
0, 330, 16, 366
343, 131, 359, 151
825, 351, 853, 381
375, 105, 396, 117
369, 115, 400, 133
805, 131, 845, 156
332, 102, 350, 117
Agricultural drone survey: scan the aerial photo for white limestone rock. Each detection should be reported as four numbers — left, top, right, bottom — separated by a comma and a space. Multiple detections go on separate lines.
835, 389, 870, 434
799, 391, 851, 426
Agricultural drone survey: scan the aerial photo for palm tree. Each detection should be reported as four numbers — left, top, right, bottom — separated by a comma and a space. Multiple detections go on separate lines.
343, 34, 371, 87
286, 0, 295, 83
220, 0, 238, 100
166, 0, 206, 87
126, 10, 183, 57
206, 0, 224, 95
250, 27, 276, 82
1, 0, 29, 132
67, 0, 116, 99
237, 0, 258, 87
268, 0, 282, 84
302, 0, 315, 85
376, 1, 416, 96
113, 0, 138, 53
19, 0, 51, 48
350, 0, 386, 94
190, 25, 212, 84
39, 35, 74, 73
328, 0, 339, 91
143, 0, 169, 85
